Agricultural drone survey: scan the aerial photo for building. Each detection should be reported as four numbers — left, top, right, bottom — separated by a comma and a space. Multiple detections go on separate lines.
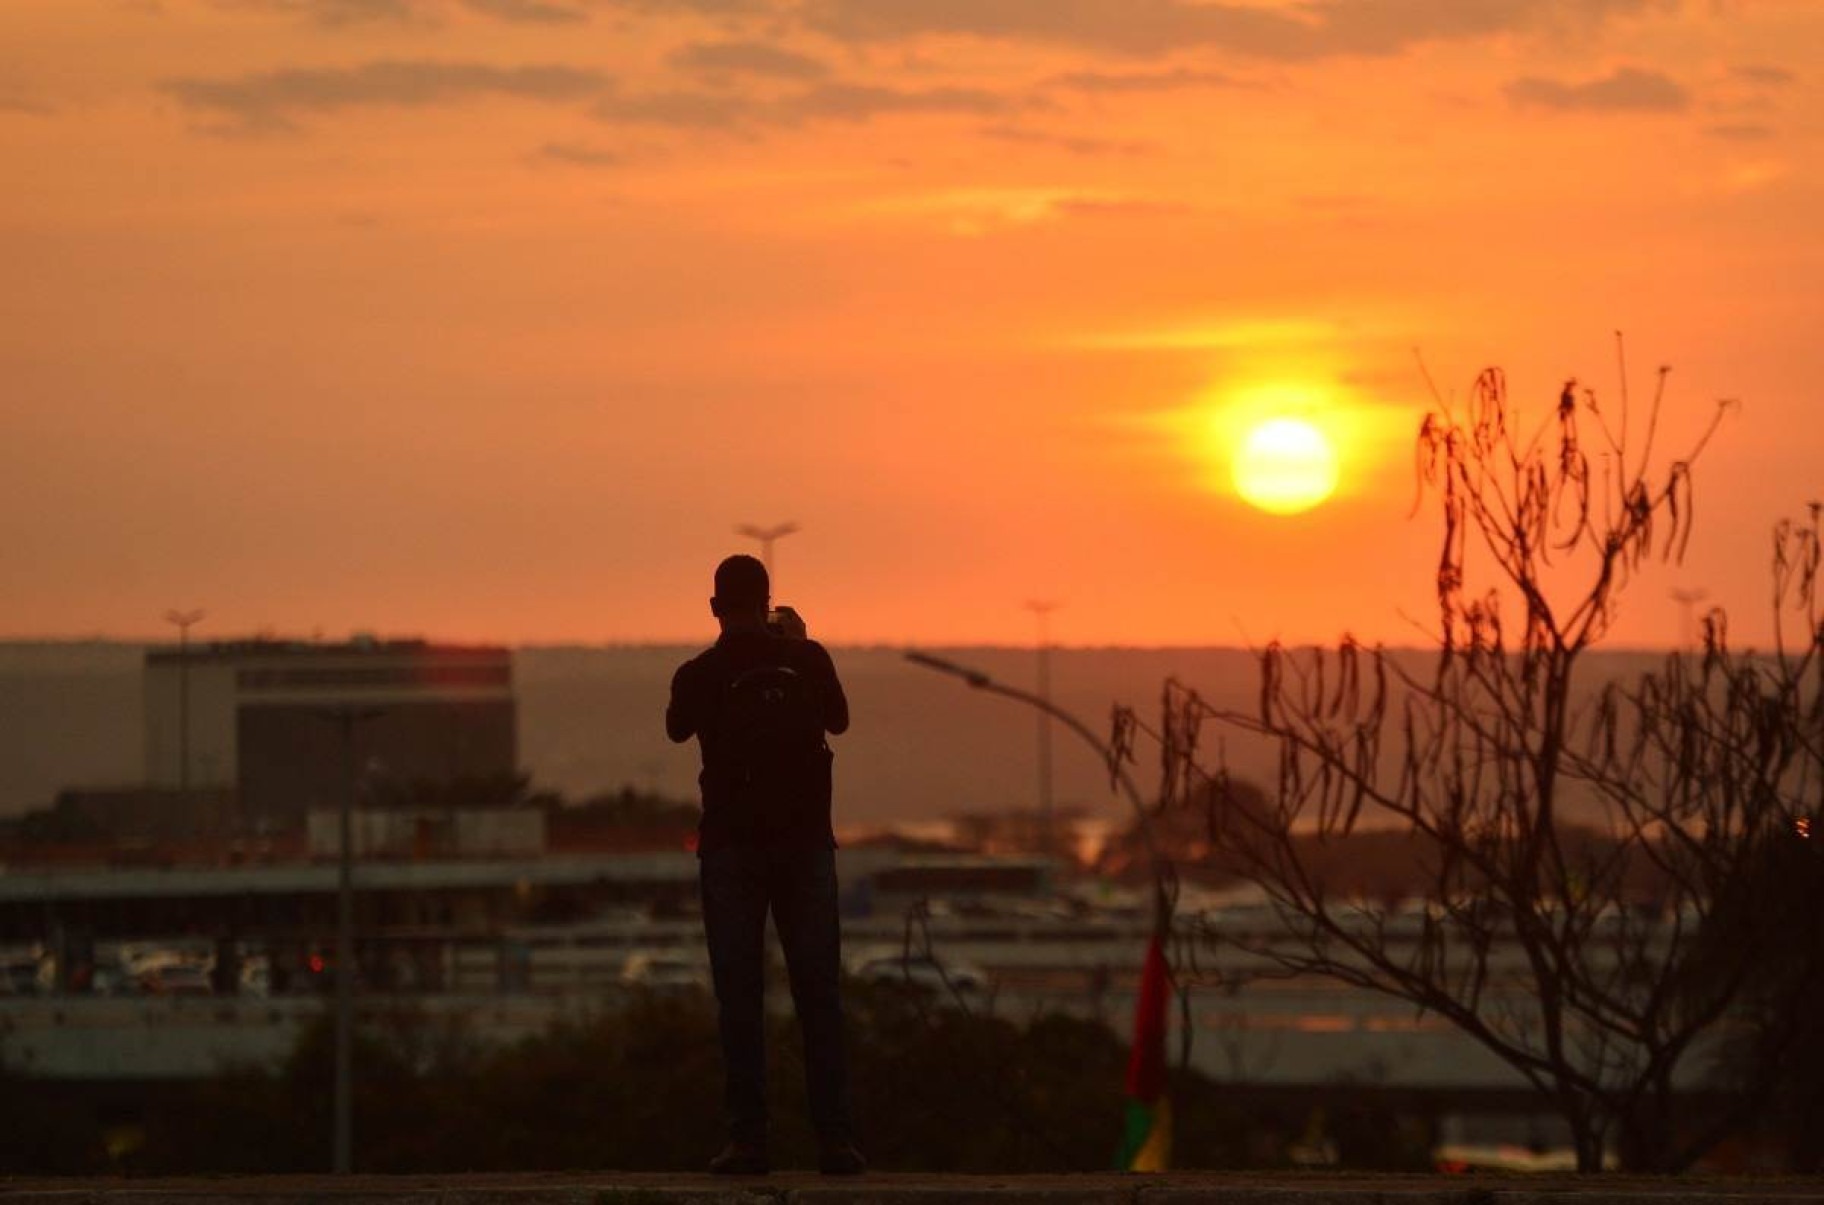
142, 638, 517, 833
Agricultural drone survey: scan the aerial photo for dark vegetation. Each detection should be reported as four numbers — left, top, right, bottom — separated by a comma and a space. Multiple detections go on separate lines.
0, 984, 1417, 1176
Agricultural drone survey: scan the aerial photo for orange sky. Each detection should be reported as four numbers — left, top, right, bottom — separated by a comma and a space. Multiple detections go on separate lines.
2, 0, 1818, 648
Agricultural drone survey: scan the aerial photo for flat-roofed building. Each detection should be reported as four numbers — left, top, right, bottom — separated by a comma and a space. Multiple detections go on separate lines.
143, 638, 517, 833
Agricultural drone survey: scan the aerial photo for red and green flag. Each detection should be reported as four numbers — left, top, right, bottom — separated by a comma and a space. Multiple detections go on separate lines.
1116, 931, 1172, 1171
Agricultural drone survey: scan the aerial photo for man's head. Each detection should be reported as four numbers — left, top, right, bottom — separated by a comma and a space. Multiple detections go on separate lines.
711, 554, 770, 627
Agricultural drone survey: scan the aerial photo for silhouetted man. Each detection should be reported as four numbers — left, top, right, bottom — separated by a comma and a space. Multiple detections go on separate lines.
665, 553, 864, 1176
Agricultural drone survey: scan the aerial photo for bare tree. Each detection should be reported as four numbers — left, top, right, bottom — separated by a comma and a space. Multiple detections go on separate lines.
1113, 361, 1820, 1170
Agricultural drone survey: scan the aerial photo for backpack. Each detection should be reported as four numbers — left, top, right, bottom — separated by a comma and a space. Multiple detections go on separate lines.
718, 654, 832, 817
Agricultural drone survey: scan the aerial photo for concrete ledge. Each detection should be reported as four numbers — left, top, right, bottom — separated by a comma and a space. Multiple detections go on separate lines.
1, 1175, 1821, 1205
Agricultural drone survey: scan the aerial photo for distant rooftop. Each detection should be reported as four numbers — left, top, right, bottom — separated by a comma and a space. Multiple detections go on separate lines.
146, 637, 509, 665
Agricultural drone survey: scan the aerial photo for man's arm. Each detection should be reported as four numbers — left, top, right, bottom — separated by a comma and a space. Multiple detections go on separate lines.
810, 643, 850, 736
665, 663, 696, 743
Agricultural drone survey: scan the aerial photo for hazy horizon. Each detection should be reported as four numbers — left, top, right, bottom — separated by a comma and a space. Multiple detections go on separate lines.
0, 639, 1681, 825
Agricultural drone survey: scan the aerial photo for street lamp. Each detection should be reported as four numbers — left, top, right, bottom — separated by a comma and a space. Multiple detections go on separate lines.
163, 609, 205, 796
1024, 600, 1059, 858
735, 522, 799, 589
904, 650, 1166, 918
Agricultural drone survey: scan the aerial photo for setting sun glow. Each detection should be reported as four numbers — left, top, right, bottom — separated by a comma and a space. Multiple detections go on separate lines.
1232, 418, 1340, 515
0, 1, 1814, 648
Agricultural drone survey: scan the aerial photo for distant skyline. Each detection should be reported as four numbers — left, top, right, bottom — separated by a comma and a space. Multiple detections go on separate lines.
3, 1, 1819, 648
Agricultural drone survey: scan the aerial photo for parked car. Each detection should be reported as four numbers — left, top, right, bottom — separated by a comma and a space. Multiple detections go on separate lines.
131, 953, 214, 996
0, 955, 48, 996
238, 954, 272, 998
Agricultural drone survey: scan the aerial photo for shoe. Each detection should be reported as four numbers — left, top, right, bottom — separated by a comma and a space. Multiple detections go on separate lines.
818, 1140, 867, 1176
708, 1141, 769, 1175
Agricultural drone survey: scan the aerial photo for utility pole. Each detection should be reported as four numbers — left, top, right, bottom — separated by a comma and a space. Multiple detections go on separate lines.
1025, 600, 1058, 860
163, 609, 205, 795
735, 522, 799, 589
318, 705, 383, 1175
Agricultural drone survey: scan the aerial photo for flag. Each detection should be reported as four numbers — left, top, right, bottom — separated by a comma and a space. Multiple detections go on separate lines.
1116, 931, 1172, 1171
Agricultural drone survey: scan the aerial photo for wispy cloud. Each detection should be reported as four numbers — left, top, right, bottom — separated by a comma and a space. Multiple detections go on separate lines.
0, 92, 56, 116
594, 87, 751, 130
527, 139, 623, 165
800, 0, 1665, 60
1705, 123, 1773, 142
1505, 66, 1688, 113
594, 79, 1020, 132
1080, 317, 1347, 352
462, 0, 588, 22
220, 0, 421, 25
782, 81, 1016, 123
1714, 159, 1789, 195
868, 187, 1183, 236
221, 0, 767, 24
1050, 196, 1189, 219
163, 60, 610, 134
668, 39, 829, 80
978, 123, 1149, 157
1731, 64, 1795, 87
614, 0, 772, 12
1046, 67, 1247, 93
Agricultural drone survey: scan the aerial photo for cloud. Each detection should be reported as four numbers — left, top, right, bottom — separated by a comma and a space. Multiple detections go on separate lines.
1049, 196, 1189, 218
527, 139, 623, 165
1046, 66, 1247, 93
1082, 317, 1346, 351
1505, 66, 1688, 112
978, 123, 1149, 156
163, 60, 610, 134
614, 0, 771, 11
1731, 64, 1795, 87
221, 0, 766, 24
594, 79, 1020, 132
873, 187, 1179, 235
462, 0, 588, 21
1705, 123, 1773, 142
668, 39, 830, 80
781, 81, 1016, 123
799, 0, 1666, 60
1716, 159, 1788, 195
0, 92, 55, 116
220, 0, 421, 24
594, 87, 752, 130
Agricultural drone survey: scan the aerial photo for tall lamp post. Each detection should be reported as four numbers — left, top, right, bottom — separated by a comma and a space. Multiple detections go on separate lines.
1024, 600, 1059, 859
163, 609, 205, 795
735, 522, 799, 589
318, 705, 383, 1175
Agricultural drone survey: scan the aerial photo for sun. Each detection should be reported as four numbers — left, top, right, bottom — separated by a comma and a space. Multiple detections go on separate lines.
1232, 417, 1340, 514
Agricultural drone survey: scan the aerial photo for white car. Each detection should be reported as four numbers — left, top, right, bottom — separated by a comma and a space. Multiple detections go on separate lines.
128, 951, 215, 996
136, 958, 215, 996
238, 954, 272, 998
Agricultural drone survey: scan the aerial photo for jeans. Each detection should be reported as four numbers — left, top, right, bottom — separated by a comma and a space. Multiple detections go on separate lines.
698, 844, 853, 1147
